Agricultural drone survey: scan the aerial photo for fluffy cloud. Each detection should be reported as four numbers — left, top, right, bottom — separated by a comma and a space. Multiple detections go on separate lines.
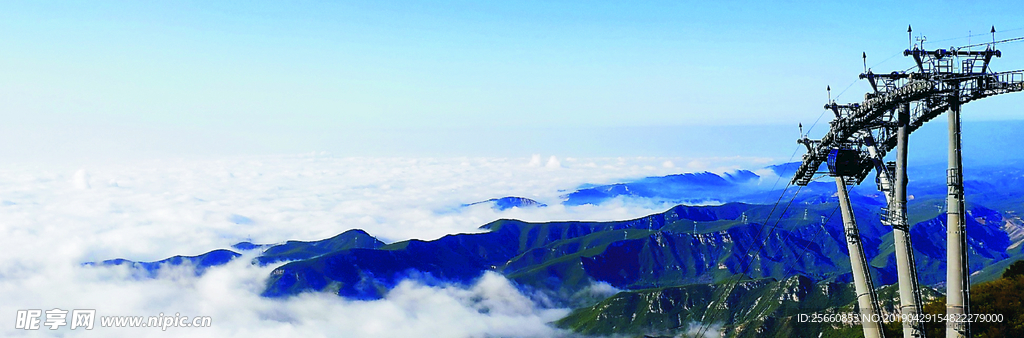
3, 253, 572, 337
545, 156, 562, 169
0, 154, 774, 337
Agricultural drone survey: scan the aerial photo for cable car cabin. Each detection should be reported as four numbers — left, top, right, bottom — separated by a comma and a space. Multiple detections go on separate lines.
827, 148, 864, 177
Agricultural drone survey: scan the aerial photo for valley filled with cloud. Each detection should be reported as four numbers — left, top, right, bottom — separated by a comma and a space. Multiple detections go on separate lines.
0, 154, 773, 337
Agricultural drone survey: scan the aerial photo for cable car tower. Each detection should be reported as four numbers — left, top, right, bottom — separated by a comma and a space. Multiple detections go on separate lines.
792, 26, 1024, 338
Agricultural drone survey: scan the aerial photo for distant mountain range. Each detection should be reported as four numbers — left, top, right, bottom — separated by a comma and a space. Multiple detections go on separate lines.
462, 163, 852, 208
88, 162, 1024, 336
463, 196, 547, 210
562, 170, 762, 206
87, 229, 385, 276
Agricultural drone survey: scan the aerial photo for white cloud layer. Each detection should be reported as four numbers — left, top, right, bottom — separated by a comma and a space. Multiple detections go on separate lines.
0, 154, 775, 337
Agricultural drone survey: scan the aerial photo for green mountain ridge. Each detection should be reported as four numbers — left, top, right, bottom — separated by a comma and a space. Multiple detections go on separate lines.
556, 277, 945, 338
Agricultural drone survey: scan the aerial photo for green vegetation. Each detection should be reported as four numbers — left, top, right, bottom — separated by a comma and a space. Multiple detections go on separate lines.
913, 260, 1024, 335
1003, 259, 1024, 279
971, 275, 1024, 337
916, 260, 1024, 338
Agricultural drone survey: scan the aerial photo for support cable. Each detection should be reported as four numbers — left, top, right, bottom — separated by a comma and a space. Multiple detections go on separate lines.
777, 177, 848, 277
929, 28, 1024, 44
748, 187, 843, 324
958, 35, 1024, 49
673, 144, 801, 335
694, 184, 804, 337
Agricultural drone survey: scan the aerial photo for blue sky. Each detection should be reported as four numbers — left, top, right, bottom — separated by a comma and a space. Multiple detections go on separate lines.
2, 1, 1023, 162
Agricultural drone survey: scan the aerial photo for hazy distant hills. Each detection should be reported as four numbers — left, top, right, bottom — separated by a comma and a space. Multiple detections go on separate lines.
457, 170, 769, 209
85, 249, 241, 278
88, 162, 1024, 336
563, 170, 761, 206
463, 196, 547, 210
89, 229, 385, 276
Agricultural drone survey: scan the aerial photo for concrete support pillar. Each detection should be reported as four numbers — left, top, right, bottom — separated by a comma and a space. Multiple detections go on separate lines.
892, 103, 926, 338
836, 177, 884, 338
946, 90, 971, 338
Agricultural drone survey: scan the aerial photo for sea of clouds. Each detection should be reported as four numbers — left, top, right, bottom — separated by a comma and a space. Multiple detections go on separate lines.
0, 154, 773, 337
